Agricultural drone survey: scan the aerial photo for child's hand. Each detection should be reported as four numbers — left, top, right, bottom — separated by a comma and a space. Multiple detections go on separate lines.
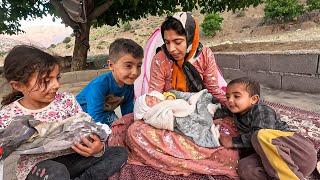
72, 134, 104, 157
219, 135, 233, 148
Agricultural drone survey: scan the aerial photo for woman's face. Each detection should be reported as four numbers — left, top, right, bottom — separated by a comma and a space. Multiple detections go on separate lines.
163, 29, 187, 61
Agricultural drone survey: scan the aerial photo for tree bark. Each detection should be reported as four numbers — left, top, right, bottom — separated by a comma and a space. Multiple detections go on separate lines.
71, 23, 91, 71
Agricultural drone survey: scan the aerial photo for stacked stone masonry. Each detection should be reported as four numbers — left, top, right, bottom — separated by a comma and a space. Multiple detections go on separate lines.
0, 69, 110, 95
213, 50, 320, 93
1, 51, 319, 94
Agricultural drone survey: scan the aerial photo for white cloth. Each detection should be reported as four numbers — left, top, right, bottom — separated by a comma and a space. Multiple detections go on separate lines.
134, 91, 165, 120
143, 90, 206, 131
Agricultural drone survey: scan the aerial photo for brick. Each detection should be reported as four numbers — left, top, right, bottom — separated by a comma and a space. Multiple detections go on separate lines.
214, 53, 240, 69
76, 70, 99, 82
60, 72, 77, 84
247, 71, 282, 89
282, 74, 320, 93
270, 54, 318, 74
240, 54, 270, 71
221, 68, 247, 80
97, 69, 111, 76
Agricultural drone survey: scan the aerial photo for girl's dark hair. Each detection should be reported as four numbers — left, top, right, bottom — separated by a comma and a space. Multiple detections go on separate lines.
2, 45, 60, 106
161, 16, 186, 38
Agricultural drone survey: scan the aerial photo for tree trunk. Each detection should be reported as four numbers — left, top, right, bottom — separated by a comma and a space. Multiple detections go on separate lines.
71, 23, 91, 71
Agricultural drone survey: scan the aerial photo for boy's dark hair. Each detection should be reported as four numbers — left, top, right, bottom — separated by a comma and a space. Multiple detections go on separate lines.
228, 77, 260, 97
161, 16, 186, 38
2, 45, 60, 106
109, 38, 143, 62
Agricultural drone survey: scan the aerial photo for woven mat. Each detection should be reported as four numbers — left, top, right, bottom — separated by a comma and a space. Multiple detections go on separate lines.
110, 100, 320, 180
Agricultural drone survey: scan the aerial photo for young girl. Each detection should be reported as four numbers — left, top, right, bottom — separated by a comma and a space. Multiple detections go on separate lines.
0, 45, 127, 180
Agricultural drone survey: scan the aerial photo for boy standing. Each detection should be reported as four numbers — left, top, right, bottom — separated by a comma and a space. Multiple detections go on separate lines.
220, 77, 316, 180
76, 38, 143, 126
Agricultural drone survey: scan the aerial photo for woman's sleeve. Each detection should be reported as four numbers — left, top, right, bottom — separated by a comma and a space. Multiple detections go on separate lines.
202, 48, 227, 104
149, 54, 166, 93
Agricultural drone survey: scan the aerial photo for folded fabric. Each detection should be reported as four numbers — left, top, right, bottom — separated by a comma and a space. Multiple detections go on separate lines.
143, 90, 206, 131
0, 115, 38, 159
16, 112, 111, 155
0, 113, 111, 157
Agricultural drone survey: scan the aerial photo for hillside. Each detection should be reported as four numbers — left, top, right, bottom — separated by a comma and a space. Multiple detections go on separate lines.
1, 4, 320, 62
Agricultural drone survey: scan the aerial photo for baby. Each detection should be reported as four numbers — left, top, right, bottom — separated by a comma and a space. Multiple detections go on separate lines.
134, 90, 221, 148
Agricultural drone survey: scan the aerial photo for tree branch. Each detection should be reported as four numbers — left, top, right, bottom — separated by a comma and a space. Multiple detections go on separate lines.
50, 0, 78, 29
88, 0, 113, 21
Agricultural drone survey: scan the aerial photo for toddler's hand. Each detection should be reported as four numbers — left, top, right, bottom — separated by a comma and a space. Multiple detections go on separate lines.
219, 135, 233, 148
72, 134, 104, 157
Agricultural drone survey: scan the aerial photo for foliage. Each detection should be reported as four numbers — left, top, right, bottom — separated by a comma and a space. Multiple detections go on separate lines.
264, 0, 304, 22
98, 40, 109, 46
122, 22, 132, 32
49, 44, 56, 48
235, 10, 245, 17
65, 44, 71, 49
0, 0, 264, 70
1, 0, 264, 35
201, 13, 223, 37
0, 51, 6, 57
307, 0, 320, 11
62, 36, 71, 44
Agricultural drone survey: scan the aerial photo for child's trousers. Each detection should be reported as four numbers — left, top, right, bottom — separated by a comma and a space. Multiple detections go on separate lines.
26, 146, 128, 180
238, 129, 317, 180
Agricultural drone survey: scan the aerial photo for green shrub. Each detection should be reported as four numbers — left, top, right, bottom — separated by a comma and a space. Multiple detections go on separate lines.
123, 22, 132, 32
235, 10, 245, 17
307, 0, 320, 11
98, 40, 109, 46
65, 44, 71, 49
96, 45, 104, 50
0, 51, 6, 57
62, 36, 72, 44
200, 13, 223, 37
264, 0, 304, 22
49, 44, 56, 48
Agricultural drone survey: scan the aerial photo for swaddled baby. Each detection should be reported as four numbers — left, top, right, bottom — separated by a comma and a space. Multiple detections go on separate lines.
134, 90, 221, 148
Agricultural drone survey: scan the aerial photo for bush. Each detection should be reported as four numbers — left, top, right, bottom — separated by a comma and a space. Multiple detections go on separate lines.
0, 51, 6, 57
123, 22, 132, 32
49, 44, 56, 48
62, 36, 72, 44
65, 44, 71, 49
307, 0, 320, 11
264, 0, 304, 22
201, 13, 223, 37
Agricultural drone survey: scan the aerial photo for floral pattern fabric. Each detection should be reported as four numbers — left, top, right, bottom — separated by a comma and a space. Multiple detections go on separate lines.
109, 114, 239, 179
0, 91, 82, 180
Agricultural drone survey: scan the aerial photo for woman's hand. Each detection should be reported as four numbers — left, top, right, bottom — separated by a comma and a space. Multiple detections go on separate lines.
219, 135, 233, 148
72, 134, 104, 157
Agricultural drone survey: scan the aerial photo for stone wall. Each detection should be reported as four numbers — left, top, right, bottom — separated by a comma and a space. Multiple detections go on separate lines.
1, 50, 319, 95
0, 69, 110, 96
214, 51, 320, 93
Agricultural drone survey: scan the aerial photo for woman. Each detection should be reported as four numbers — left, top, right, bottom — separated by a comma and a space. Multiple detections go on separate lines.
148, 12, 226, 103
109, 12, 239, 179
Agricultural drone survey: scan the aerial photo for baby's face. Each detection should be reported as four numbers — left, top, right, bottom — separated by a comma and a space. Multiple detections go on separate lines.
145, 95, 161, 107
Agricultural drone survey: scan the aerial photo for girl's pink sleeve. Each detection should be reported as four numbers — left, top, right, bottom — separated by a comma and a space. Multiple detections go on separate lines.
149, 54, 166, 93
202, 48, 227, 105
